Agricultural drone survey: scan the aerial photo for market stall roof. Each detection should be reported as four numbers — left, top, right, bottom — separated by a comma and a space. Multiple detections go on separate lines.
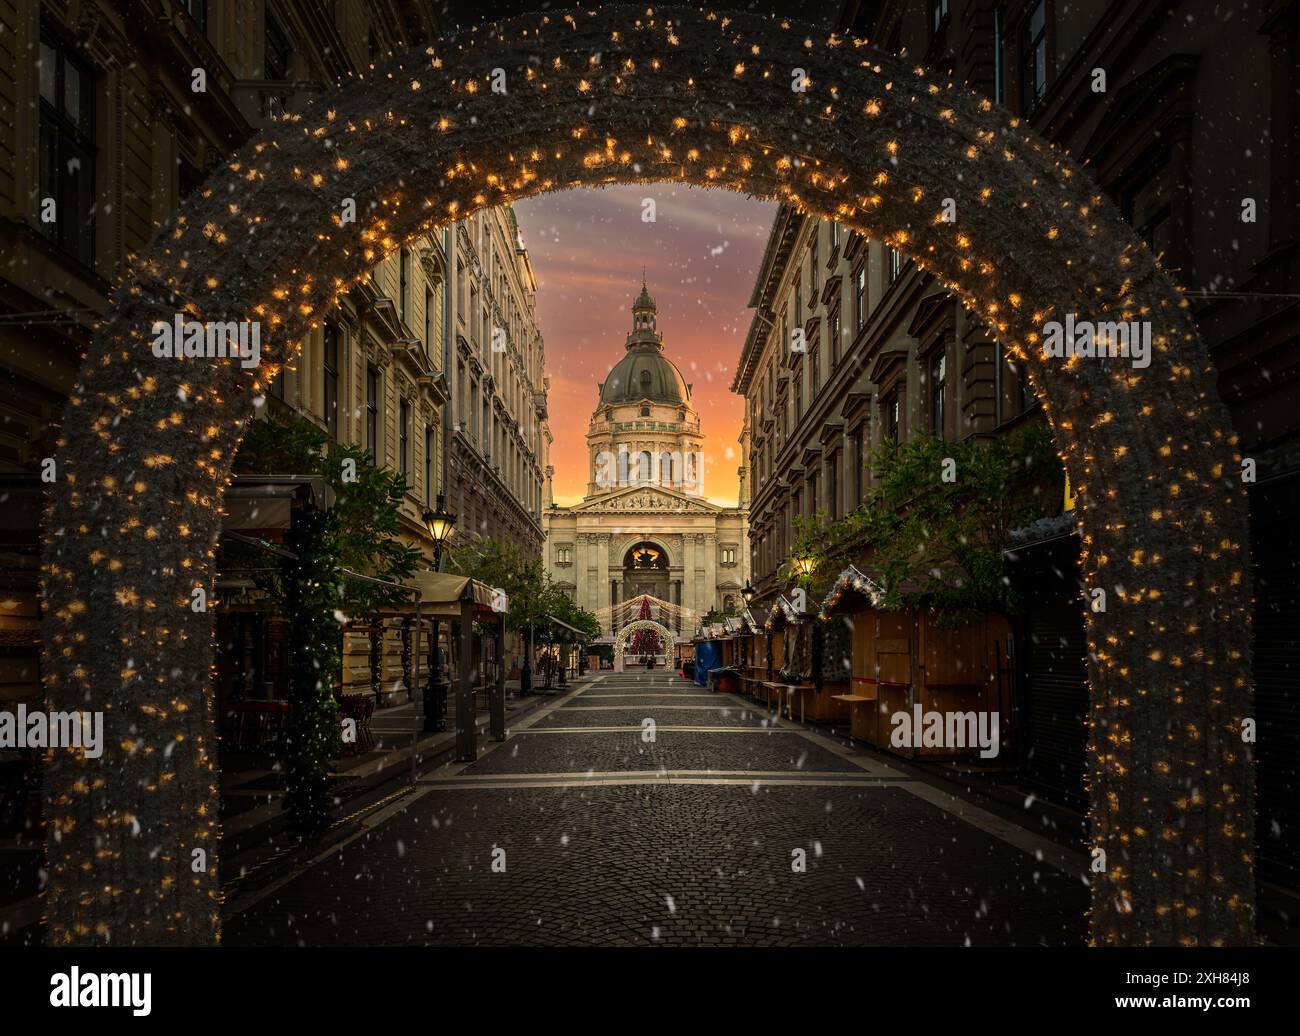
741, 607, 768, 635
765, 593, 813, 631
723, 616, 744, 638
375, 571, 503, 620
819, 565, 888, 617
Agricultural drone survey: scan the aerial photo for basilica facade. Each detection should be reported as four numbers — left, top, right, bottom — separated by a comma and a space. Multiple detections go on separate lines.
542, 283, 749, 638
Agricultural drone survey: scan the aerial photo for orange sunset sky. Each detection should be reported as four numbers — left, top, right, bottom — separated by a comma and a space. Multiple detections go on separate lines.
514, 184, 778, 507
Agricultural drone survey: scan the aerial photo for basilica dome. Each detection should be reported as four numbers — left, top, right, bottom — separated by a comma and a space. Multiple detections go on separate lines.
597, 280, 691, 407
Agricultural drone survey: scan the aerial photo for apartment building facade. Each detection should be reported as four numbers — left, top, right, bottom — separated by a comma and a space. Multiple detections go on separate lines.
736, 0, 1300, 882
443, 207, 551, 561
0, 1, 452, 714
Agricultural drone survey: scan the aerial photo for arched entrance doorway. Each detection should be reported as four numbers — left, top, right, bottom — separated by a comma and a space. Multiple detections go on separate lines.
42, 6, 1251, 946
613, 619, 675, 674
622, 541, 671, 608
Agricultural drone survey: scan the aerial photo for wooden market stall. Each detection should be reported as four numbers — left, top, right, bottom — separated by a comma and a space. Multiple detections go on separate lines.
757, 594, 821, 720
819, 565, 1012, 762
735, 607, 768, 702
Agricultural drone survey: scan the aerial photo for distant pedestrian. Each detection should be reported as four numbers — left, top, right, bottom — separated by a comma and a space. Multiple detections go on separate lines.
520, 656, 532, 695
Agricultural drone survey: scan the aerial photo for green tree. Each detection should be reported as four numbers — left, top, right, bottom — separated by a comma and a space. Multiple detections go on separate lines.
789, 424, 1062, 624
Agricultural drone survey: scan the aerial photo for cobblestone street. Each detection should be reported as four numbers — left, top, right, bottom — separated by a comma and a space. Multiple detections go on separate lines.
224, 672, 1089, 946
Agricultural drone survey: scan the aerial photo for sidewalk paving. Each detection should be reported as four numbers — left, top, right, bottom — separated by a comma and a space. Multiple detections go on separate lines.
220, 677, 587, 848
0, 674, 595, 941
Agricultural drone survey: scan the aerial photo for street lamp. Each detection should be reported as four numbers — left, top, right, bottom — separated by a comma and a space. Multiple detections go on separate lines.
422, 492, 457, 570
741, 580, 756, 607
421, 492, 457, 733
791, 554, 817, 579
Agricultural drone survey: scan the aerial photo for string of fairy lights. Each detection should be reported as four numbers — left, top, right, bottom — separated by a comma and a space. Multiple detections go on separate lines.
39, 6, 1252, 946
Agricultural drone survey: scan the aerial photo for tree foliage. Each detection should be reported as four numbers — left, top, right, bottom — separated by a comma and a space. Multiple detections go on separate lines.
789, 423, 1062, 624
230, 413, 421, 617
448, 537, 601, 648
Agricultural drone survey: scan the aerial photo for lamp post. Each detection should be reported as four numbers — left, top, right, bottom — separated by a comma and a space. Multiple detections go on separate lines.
421, 492, 456, 733
741, 580, 756, 608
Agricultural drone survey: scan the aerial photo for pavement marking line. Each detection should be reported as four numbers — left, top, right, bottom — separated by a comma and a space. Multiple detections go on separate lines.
502, 725, 794, 734
418, 767, 897, 783
552, 703, 766, 711
569, 694, 726, 700
780, 724, 1088, 879
418, 776, 913, 790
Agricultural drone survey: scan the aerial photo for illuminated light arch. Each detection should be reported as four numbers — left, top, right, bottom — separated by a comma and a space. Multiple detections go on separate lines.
613, 619, 674, 672
43, 6, 1251, 946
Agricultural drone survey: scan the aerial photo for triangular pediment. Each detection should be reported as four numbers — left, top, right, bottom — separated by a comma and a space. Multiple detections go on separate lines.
572, 484, 721, 514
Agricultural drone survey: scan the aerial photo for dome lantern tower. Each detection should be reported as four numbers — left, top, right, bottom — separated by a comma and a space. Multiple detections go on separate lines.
632, 270, 657, 334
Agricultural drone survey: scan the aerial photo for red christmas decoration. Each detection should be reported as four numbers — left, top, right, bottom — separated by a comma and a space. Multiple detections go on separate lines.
628, 596, 662, 657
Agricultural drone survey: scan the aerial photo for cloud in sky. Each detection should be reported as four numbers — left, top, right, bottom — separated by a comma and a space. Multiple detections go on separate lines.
514, 183, 776, 506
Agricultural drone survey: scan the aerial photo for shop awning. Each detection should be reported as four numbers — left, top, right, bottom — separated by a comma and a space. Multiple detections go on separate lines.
741, 607, 767, 635
224, 475, 334, 531
374, 571, 503, 620
545, 613, 591, 640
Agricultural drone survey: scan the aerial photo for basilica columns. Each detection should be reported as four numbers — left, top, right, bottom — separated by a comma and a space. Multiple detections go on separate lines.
596, 533, 610, 615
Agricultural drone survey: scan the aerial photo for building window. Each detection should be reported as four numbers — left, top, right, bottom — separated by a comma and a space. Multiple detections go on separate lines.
794, 272, 802, 328
1020, 0, 1048, 114
811, 345, 820, 395
399, 248, 409, 323
830, 222, 840, 250
721, 548, 736, 564
829, 308, 841, 367
930, 0, 949, 35
780, 306, 789, 357
39, 30, 95, 267
828, 454, 839, 521
993, 6, 1006, 106
810, 238, 819, 293
930, 353, 947, 440
995, 341, 1028, 423
180, 0, 207, 32
852, 431, 864, 506
399, 398, 410, 478
809, 472, 819, 514
425, 425, 434, 503
323, 323, 339, 439
793, 372, 803, 422
366, 365, 379, 463
854, 265, 866, 331
889, 247, 903, 283
885, 391, 900, 442
640, 370, 652, 396
425, 287, 435, 360
640, 405, 650, 417
265, 10, 293, 80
